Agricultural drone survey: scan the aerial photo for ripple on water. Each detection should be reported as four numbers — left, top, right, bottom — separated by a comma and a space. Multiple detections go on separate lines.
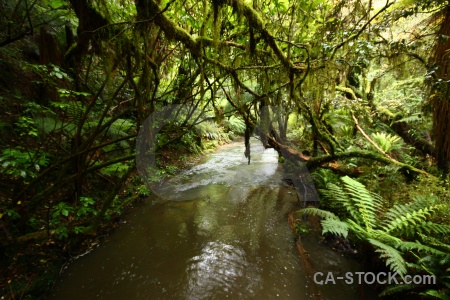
184, 241, 260, 300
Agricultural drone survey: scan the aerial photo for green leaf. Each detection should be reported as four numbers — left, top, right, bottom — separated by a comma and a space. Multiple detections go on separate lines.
61, 208, 69, 217
49, 0, 66, 9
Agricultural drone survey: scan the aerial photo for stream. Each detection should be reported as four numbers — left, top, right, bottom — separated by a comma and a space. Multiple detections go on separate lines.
49, 138, 375, 299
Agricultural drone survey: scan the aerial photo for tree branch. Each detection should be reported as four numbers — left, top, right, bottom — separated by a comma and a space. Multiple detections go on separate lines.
330, 0, 394, 58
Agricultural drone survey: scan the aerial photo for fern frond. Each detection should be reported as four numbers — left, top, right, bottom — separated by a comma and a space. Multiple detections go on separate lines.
298, 207, 339, 220
106, 118, 135, 139
321, 218, 349, 238
346, 219, 371, 240
51, 101, 85, 123
383, 207, 436, 234
379, 283, 417, 297
368, 238, 407, 277
399, 241, 446, 256
419, 235, 450, 252
394, 113, 422, 124
420, 289, 450, 300
370, 230, 403, 247
419, 221, 450, 235
224, 116, 246, 135
383, 206, 449, 236
341, 176, 382, 230
35, 117, 77, 136
321, 183, 362, 224
371, 132, 402, 152
382, 195, 445, 236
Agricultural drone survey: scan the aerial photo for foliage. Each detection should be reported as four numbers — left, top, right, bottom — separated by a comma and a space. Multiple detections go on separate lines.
99, 162, 130, 177
224, 116, 246, 135
195, 121, 224, 141
50, 197, 98, 239
0, 148, 49, 179
1, 0, 450, 297
370, 132, 402, 153
300, 176, 450, 278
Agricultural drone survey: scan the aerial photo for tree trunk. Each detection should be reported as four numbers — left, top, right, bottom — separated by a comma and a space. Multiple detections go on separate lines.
430, 8, 450, 174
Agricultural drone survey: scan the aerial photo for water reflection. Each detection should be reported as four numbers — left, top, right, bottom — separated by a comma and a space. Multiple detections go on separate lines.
154, 141, 280, 200
49, 139, 374, 300
185, 242, 258, 299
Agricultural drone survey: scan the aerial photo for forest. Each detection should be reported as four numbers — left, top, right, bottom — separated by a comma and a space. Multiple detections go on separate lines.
0, 0, 449, 298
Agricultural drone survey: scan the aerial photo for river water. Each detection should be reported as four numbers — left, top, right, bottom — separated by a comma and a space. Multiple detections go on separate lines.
49, 139, 373, 299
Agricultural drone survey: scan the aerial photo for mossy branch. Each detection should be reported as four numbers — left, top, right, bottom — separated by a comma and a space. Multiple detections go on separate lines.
336, 86, 358, 100
330, 0, 394, 58
307, 150, 430, 176
352, 114, 397, 161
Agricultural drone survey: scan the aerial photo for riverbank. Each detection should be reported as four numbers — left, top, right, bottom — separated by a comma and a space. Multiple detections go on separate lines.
0, 136, 240, 300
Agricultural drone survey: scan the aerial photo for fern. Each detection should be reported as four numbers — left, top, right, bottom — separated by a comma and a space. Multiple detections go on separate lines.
34, 117, 77, 136
379, 283, 417, 297
421, 290, 450, 300
300, 175, 450, 281
106, 118, 135, 139
51, 101, 85, 123
369, 238, 407, 277
99, 162, 130, 177
382, 196, 450, 237
341, 176, 383, 231
321, 176, 382, 231
394, 113, 422, 124
399, 241, 446, 256
340, 125, 355, 137
320, 183, 362, 224
299, 207, 339, 220
195, 121, 223, 140
224, 116, 246, 135
321, 218, 349, 238
371, 132, 402, 153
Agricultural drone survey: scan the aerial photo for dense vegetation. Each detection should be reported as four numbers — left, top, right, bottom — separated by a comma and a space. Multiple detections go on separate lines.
0, 0, 449, 298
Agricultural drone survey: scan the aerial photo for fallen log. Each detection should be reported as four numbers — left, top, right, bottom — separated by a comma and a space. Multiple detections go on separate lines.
288, 212, 322, 299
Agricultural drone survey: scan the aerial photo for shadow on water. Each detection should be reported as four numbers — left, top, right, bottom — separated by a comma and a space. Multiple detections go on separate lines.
49, 138, 378, 299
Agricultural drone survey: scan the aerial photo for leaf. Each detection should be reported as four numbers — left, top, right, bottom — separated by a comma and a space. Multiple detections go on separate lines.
321, 218, 349, 238
49, 0, 66, 9
369, 238, 407, 277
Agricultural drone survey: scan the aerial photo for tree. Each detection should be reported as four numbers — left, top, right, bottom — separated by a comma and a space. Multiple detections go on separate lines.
429, 5, 450, 174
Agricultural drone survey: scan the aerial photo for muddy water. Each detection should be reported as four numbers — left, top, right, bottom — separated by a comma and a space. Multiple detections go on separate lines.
49, 139, 372, 300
